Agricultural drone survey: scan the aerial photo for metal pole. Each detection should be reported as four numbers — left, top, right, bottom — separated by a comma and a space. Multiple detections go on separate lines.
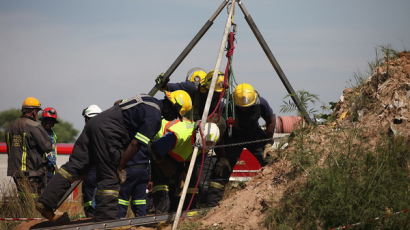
148, 0, 229, 96
238, 1, 314, 124
172, 1, 237, 229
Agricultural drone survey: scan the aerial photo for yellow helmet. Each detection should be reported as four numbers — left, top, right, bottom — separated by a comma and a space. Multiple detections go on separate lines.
22, 97, 42, 110
233, 83, 258, 107
186, 68, 207, 86
204, 70, 225, 93
165, 90, 192, 116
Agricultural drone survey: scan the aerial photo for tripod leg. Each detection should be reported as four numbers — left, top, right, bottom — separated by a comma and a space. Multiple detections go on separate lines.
148, 0, 229, 96
238, 1, 314, 124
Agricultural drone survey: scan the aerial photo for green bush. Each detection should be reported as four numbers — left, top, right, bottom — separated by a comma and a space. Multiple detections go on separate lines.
265, 130, 410, 229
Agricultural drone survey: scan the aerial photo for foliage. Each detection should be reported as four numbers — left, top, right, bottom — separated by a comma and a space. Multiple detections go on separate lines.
53, 120, 79, 143
0, 108, 79, 143
264, 128, 410, 229
280, 90, 331, 122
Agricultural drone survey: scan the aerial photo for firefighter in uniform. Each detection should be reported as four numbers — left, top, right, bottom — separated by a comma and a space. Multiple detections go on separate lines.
6, 97, 53, 198
206, 83, 276, 207
81, 104, 102, 217
164, 69, 225, 122
162, 69, 227, 204
36, 91, 192, 221
150, 119, 220, 214
40, 107, 59, 183
117, 145, 150, 218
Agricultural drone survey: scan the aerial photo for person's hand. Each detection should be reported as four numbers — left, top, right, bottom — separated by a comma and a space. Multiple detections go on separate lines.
155, 73, 169, 91
117, 169, 127, 184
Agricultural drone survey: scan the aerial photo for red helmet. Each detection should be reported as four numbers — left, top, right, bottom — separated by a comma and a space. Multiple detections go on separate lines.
42, 107, 58, 120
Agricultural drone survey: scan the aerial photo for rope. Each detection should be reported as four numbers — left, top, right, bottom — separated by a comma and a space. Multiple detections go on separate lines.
329, 209, 409, 230
207, 137, 274, 149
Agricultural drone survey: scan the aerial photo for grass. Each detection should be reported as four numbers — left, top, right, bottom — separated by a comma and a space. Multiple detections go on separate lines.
264, 127, 410, 229
0, 181, 42, 230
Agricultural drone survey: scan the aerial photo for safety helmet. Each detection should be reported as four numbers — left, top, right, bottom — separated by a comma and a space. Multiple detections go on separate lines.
186, 68, 207, 86
204, 70, 225, 93
233, 83, 258, 107
22, 97, 41, 110
203, 122, 220, 144
165, 90, 192, 116
41, 107, 58, 120
82, 104, 102, 118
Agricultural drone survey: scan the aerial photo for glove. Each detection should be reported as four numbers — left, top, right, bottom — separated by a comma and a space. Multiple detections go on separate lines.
155, 73, 169, 91
117, 169, 127, 184
214, 157, 231, 177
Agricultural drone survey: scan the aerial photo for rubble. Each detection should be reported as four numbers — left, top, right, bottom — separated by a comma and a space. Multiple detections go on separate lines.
197, 52, 410, 229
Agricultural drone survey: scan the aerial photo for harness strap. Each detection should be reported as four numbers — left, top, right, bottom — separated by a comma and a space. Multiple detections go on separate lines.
119, 94, 160, 111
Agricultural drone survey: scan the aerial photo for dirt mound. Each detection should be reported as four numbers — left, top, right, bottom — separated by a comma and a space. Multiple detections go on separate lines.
197, 52, 410, 229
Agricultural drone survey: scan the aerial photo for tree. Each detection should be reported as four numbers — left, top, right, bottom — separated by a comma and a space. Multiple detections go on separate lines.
0, 108, 79, 143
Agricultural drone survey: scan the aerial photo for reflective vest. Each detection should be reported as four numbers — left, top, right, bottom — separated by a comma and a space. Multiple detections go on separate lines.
156, 119, 195, 162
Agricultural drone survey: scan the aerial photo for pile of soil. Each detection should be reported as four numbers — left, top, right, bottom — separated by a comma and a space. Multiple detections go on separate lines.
197, 52, 410, 229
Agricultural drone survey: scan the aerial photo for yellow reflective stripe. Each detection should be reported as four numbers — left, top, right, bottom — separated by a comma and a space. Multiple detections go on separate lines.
118, 199, 130, 206
57, 168, 75, 182
135, 132, 150, 145
152, 185, 169, 193
186, 211, 199, 217
96, 189, 119, 197
21, 133, 27, 171
132, 199, 146, 205
210, 181, 224, 190
187, 188, 198, 194
84, 201, 93, 207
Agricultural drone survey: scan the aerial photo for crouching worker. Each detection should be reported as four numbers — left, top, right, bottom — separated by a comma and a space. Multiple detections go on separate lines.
150, 118, 220, 214
35, 90, 192, 221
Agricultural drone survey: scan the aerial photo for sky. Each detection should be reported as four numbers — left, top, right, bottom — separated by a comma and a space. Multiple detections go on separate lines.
1, 0, 409, 133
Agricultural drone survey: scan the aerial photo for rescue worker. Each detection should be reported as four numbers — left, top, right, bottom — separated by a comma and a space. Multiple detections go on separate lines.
40, 107, 59, 183
81, 104, 102, 217
206, 83, 276, 207
6, 97, 53, 198
117, 143, 150, 217
159, 69, 227, 205
36, 91, 192, 221
150, 119, 220, 214
160, 69, 225, 122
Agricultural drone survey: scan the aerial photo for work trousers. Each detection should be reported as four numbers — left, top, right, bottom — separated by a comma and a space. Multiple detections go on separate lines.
38, 106, 130, 220
117, 164, 149, 218
151, 156, 198, 214
207, 126, 268, 207
82, 166, 97, 217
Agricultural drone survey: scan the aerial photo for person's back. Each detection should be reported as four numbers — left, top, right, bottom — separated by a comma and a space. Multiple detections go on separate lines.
6, 97, 52, 197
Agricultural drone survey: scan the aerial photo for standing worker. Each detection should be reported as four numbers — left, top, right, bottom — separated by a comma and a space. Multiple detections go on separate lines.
81, 104, 102, 218
36, 91, 192, 221
117, 145, 150, 218
206, 83, 276, 207
6, 97, 52, 198
40, 107, 59, 183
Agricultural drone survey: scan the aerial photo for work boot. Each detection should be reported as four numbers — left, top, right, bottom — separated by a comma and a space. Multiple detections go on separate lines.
35, 201, 55, 220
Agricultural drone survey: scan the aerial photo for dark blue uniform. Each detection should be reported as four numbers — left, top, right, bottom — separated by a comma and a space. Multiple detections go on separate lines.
207, 96, 274, 207
82, 166, 97, 217
117, 145, 150, 218
38, 95, 162, 221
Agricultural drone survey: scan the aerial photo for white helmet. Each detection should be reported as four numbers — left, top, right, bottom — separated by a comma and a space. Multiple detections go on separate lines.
203, 122, 220, 145
82, 104, 102, 118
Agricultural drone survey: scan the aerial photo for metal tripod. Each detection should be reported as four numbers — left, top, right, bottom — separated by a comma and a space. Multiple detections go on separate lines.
148, 0, 314, 124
